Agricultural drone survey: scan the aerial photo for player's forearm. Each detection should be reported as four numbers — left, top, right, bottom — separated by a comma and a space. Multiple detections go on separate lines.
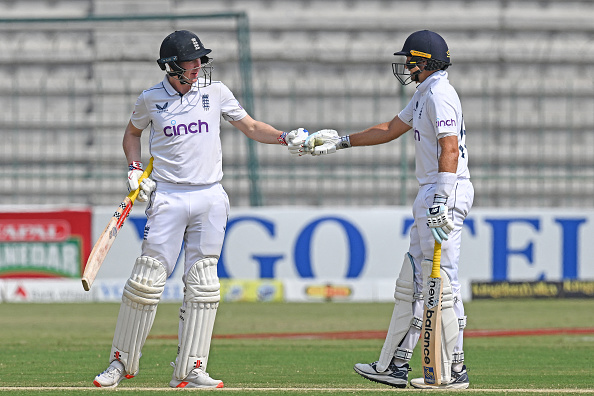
231, 116, 284, 144
350, 117, 410, 147
123, 126, 143, 163
437, 136, 459, 173
349, 122, 391, 146
434, 136, 460, 203
251, 121, 285, 144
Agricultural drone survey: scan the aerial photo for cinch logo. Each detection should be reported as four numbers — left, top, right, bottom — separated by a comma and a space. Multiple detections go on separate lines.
436, 118, 456, 127
191, 38, 201, 50
164, 119, 209, 136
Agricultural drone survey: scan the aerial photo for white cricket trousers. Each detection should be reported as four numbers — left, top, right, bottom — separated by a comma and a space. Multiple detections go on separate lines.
141, 181, 230, 277
409, 178, 474, 297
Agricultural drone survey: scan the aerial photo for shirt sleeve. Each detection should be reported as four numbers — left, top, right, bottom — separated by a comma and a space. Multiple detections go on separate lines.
398, 97, 415, 127
219, 83, 248, 122
130, 91, 151, 130
429, 95, 459, 139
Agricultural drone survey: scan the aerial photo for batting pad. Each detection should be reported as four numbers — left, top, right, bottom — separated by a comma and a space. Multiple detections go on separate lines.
376, 253, 416, 372
174, 257, 220, 380
111, 256, 167, 376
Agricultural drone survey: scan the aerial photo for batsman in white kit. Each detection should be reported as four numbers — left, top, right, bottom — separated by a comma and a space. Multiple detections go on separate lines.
92, 30, 308, 389
302, 30, 474, 389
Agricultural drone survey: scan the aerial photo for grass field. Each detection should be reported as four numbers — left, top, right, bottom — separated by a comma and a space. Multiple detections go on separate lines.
1, 299, 594, 395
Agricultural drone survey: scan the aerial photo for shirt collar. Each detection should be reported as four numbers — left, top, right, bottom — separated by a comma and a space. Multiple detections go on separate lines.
416, 70, 448, 93
162, 75, 199, 96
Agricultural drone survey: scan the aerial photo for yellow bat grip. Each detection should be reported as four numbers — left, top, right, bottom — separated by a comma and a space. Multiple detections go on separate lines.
431, 241, 442, 278
127, 157, 154, 204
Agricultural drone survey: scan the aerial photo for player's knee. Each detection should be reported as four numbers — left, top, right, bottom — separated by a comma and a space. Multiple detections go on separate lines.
123, 256, 167, 305
394, 252, 415, 302
185, 257, 220, 303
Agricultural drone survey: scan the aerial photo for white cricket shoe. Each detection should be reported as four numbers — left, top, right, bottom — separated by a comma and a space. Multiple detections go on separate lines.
93, 360, 134, 388
169, 368, 224, 389
410, 365, 470, 389
354, 361, 410, 388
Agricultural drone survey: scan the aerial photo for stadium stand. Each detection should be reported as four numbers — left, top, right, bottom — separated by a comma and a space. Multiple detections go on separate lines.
1, 0, 593, 207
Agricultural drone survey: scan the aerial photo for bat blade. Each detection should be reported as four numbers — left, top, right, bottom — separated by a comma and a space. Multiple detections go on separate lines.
422, 242, 443, 385
81, 158, 153, 291
81, 197, 132, 291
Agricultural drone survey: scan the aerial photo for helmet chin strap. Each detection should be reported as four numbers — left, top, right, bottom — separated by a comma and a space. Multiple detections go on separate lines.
175, 74, 192, 85
173, 65, 202, 85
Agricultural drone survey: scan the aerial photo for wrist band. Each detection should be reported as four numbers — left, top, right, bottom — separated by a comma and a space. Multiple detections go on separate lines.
129, 161, 143, 171
338, 135, 352, 149
435, 172, 457, 198
278, 132, 288, 145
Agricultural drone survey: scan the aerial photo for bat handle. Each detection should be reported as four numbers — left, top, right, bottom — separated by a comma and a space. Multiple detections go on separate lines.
127, 157, 154, 203
431, 241, 442, 278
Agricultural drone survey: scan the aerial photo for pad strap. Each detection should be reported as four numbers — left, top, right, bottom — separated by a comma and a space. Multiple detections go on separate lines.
411, 316, 423, 330
395, 347, 413, 361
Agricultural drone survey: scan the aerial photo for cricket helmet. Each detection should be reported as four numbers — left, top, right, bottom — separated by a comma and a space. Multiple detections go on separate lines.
392, 30, 451, 85
157, 30, 213, 86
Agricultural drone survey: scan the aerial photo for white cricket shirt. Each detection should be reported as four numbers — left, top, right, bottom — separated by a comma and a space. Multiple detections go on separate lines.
398, 71, 470, 185
130, 76, 248, 185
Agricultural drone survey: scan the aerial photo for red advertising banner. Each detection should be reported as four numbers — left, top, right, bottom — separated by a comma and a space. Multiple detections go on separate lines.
0, 209, 92, 278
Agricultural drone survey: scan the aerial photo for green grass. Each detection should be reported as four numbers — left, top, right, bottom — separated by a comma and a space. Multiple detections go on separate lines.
1, 300, 594, 395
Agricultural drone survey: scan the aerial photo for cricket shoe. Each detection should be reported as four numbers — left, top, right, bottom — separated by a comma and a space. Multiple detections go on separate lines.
169, 367, 224, 389
93, 360, 134, 388
353, 361, 410, 388
410, 365, 470, 389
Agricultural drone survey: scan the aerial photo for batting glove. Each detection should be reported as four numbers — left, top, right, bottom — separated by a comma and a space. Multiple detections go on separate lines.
279, 128, 309, 156
427, 203, 454, 244
127, 161, 156, 202
304, 129, 351, 156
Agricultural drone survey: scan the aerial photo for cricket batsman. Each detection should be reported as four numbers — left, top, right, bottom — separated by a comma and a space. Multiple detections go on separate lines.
302, 30, 473, 389
92, 29, 308, 388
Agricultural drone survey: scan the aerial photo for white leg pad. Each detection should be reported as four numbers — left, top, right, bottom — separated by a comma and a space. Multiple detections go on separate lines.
440, 268, 458, 383
111, 256, 167, 376
174, 257, 220, 380
376, 253, 415, 372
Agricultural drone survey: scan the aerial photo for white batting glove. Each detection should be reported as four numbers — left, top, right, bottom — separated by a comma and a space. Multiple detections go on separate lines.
279, 128, 309, 156
304, 129, 351, 156
427, 204, 455, 244
127, 161, 155, 202
138, 177, 156, 202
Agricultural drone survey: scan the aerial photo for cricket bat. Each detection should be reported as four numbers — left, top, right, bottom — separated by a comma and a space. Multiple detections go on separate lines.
81, 157, 154, 291
422, 241, 443, 385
